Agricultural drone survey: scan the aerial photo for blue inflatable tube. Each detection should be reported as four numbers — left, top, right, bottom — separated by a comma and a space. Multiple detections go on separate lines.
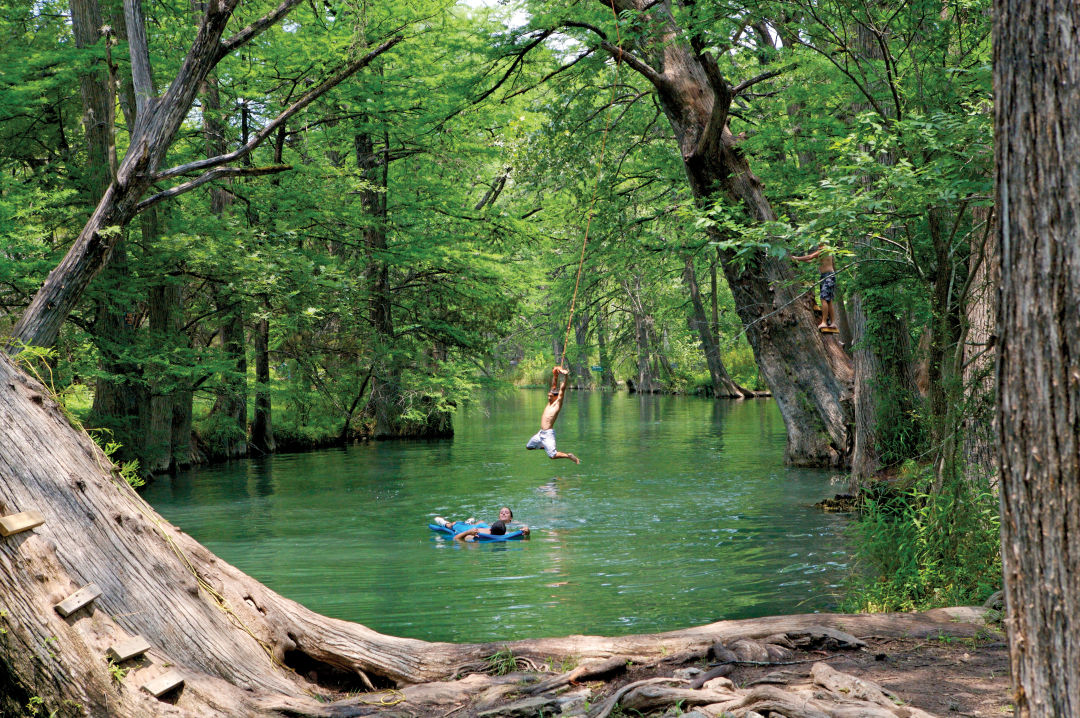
429, 521, 525, 541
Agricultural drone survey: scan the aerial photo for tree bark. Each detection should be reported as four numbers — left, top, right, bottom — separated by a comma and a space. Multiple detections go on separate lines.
960, 206, 996, 480
995, 1, 1080, 715
600, 0, 852, 465
683, 256, 750, 398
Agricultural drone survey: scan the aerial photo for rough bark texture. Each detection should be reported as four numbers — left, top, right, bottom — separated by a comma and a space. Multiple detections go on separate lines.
960, 205, 996, 480
848, 294, 880, 482
994, 1, 1080, 716
0, 363, 994, 716
604, 0, 852, 465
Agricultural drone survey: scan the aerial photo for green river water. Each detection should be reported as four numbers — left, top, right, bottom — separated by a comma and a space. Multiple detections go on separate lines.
142, 391, 850, 643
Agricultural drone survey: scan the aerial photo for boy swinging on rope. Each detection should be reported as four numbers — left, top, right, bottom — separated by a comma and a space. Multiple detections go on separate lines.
793, 244, 839, 333
526, 367, 581, 464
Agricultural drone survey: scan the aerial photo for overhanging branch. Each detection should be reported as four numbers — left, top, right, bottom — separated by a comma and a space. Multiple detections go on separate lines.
216, 0, 306, 62
135, 165, 291, 212
155, 35, 403, 183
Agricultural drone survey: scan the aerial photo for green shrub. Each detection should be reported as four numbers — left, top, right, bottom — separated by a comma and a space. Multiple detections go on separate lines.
843, 462, 1001, 613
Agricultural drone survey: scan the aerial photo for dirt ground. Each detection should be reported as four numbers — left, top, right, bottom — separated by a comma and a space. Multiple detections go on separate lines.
652, 630, 1014, 718
367, 613, 1013, 717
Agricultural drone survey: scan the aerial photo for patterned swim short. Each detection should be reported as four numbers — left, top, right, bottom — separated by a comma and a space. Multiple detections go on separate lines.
819, 271, 836, 302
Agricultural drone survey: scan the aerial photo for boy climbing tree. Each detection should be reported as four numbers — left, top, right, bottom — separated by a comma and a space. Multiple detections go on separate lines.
793, 245, 839, 333
525, 367, 580, 464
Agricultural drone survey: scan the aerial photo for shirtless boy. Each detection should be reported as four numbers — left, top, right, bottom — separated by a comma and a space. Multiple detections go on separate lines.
793, 244, 838, 333
525, 367, 580, 464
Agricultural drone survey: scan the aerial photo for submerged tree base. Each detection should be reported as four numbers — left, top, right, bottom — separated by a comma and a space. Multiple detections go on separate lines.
0, 354, 997, 717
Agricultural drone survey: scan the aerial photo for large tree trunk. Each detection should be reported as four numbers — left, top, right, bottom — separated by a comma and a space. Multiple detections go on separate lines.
0, 350, 992, 716
356, 128, 403, 440
683, 256, 750, 398
848, 294, 880, 482
995, 0, 1080, 714
602, 0, 852, 465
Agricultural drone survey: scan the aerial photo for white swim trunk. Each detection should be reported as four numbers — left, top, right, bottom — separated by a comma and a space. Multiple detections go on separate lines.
526, 428, 557, 458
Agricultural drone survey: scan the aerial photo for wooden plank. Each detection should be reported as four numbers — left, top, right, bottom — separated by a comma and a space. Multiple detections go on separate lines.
54, 583, 102, 617
106, 635, 151, 663
142, 670, 184, 698
0, 510, 45, 537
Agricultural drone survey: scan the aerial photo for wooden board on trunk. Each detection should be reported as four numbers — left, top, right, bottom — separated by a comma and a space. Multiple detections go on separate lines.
54, 583, 102, 617
107, 635, 151, 663
142, 670, 184, 698
0, 510, 45, 536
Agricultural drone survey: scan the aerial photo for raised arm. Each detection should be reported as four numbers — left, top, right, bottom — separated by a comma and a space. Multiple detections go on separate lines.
791, 247, 822, 262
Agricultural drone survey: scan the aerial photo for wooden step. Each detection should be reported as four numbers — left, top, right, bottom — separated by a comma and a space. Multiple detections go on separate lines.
54, 583, 102, 617
142, 670, 184, 698
0, 510, 45, 537
107, 635, 152, 663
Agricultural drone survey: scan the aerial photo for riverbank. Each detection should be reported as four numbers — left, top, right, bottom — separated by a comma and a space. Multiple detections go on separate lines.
308, 608, 1011, 717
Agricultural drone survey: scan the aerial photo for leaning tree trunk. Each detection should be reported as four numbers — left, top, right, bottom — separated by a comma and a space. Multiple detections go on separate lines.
683, 256, 751, 398
995, 0, 1080, 715
602, 0, 852, 465
4, 0, 401, 354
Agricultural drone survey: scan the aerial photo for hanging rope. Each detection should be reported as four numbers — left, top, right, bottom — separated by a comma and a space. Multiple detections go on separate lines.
560, 0, 622, 368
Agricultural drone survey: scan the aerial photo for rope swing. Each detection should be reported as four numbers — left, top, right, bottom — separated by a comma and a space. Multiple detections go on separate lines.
559, 0, 622, 369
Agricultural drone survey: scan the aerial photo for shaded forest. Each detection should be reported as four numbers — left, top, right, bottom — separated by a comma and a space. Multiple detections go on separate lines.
2, 0, 1077, 715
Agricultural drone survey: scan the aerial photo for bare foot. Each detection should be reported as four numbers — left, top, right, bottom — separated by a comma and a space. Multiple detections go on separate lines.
567, 453, 580, 464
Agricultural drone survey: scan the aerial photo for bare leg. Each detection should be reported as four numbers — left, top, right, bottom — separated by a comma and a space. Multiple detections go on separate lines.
552, 451, 580, 464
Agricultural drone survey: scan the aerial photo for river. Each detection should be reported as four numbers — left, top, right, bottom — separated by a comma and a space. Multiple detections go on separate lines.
141, 391, 850, 643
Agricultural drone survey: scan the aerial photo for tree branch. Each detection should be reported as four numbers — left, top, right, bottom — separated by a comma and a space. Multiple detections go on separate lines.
216, 0, 306, 61
154, 35, 403, 183
731, 64, 794, 96
135, 165, 291, 212
599, 41, 664, 87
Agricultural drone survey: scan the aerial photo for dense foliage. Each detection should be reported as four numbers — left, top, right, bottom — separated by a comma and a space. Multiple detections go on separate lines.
1, 0, 998, 610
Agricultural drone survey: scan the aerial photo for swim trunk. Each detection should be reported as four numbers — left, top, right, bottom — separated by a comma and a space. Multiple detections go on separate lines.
819, 271, 836, 302
526, 428, 557, 458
